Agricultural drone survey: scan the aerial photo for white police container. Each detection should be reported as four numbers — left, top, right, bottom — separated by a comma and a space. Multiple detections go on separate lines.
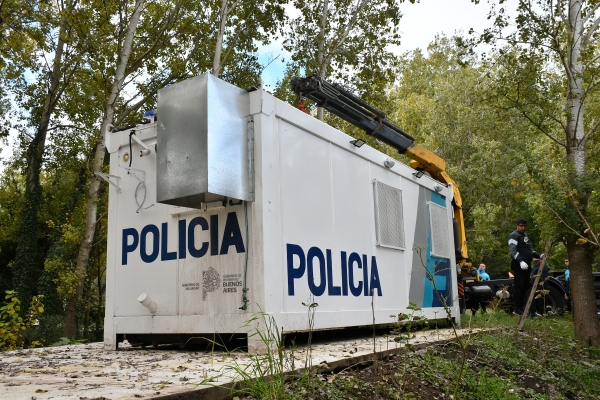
103, 74, 459, 351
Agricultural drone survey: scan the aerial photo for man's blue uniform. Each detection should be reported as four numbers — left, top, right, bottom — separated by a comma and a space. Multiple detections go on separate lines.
508, 227, 541, 313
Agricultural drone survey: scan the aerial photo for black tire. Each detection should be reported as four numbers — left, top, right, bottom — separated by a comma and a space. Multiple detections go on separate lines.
526, 286, 565, 314
546, 286, 565, 314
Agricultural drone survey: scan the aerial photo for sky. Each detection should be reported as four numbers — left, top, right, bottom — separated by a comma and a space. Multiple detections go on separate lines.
0, 0, 514, 169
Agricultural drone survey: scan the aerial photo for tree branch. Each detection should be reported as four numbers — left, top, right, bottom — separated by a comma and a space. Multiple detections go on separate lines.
582, 51, 600, 70
49, 62, 80, 111
557, 0, 569, 27
582, 15, 600, 45
259, 53, 281, 74
47, 124, 94, 133
213, 1, 257, 75
115, 73, 178, 125
583, 118, 600, 143
546, 20, 573, 83
225, 0, 243, 16
543, 201, 596, 245
513, 105, 566, 147
487, 34, 572, 82
584, 2, 600, 23
330, 0, 369, 56
127, 0, 184, 73
499, 91, 567, 145
582, 76, 600, 102
567, 193, 600, 246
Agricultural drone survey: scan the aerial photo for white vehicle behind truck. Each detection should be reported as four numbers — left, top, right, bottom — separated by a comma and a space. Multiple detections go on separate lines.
103, 74, 460, 352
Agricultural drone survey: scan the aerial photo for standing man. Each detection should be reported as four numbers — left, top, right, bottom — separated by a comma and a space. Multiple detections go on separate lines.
508, 218, 542, 316
563, 258, 571, 308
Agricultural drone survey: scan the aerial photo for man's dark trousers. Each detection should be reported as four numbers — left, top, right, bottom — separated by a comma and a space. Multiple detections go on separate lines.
512, 259, 531, 311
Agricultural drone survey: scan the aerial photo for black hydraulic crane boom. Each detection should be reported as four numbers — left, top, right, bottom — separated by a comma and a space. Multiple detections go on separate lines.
291, 75, 416, 152
291, 75, 470, 267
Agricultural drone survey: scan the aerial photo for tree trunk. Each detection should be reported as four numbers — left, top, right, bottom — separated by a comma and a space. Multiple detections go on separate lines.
212, 0, 228, 76
316, 0, 329, 121
96, 261, 103, 339
563, 0, 600, 345
64, 0, 145, 338
12, 2, 72, 310
566, 240, 600, 346
314, 0, 367, 121
566, 0, 586, 176
83, 283, 90, 339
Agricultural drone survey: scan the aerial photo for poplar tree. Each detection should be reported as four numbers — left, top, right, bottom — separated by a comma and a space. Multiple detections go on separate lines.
62, 0, 215, 337
282, 0, 405, 119
210, 0, 286, 83
9, 0, 81, 310
65, 0, 287, 337
480, 0, 600, 345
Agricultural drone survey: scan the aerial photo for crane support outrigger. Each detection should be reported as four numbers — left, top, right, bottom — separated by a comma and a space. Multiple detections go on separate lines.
291, 75, 470, 268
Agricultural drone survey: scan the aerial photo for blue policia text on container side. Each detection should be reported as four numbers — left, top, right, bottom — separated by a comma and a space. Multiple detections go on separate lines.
121, 211, 245, 265
287, 244, 382, 297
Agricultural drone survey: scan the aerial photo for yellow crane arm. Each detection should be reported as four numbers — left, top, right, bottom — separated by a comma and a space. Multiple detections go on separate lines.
406, 144, 469, 266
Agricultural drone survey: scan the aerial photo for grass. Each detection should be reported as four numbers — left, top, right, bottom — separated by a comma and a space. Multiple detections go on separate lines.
229, 310, 600, 400
216, 312, 311, 400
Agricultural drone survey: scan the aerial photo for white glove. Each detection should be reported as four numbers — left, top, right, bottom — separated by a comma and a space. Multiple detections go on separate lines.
520, 261, 528, 270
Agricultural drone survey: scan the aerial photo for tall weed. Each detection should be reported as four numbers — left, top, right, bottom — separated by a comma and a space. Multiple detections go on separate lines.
223, 312, 311, 400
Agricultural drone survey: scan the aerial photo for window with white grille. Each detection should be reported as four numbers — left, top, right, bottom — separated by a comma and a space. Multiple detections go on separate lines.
373, 180, 405, 250
428, 202, 451, 259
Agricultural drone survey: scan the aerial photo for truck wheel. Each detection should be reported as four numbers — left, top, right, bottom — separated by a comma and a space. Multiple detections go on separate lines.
525, 286, 565, 314
539, 286, 565, 314
547, 286, 565, 314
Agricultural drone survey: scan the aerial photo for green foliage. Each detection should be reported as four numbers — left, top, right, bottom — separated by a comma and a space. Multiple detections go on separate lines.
35, 315, 67, 345
475, 1, 600, 343
0, 290, 24, 350
280, 0, 402, 103
464, 369, 521, 399
391, 302, 429, 346
52, 337, 71, 347
323, 33, 600, 276
0, 290, 44, 350
51, 336, 87, 346
273, 314, 600, 400
2, 0, 282, 341
379, 37, 541, 273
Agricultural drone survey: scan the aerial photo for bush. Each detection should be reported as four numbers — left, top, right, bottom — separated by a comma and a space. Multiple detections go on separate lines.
0, 290, 44, 350
0, 291, 24, 350
36, 314, 66, 345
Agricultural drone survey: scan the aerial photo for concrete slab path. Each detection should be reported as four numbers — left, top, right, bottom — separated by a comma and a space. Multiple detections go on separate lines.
1, 327, 480, 399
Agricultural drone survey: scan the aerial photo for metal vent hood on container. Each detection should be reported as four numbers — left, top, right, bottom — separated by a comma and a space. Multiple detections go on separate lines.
156, 74, 254, 208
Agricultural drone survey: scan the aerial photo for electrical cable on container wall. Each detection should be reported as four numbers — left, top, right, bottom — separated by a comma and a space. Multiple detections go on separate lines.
240, 200, 250, 310
128, 131, 133, 168
125, 129, 153, 212
120, 164, 154, 213
134, 180, 147, 213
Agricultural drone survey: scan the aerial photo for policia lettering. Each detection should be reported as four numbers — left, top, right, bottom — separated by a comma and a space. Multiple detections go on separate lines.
122, 212, 245, 264
287, 244, 382, 297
